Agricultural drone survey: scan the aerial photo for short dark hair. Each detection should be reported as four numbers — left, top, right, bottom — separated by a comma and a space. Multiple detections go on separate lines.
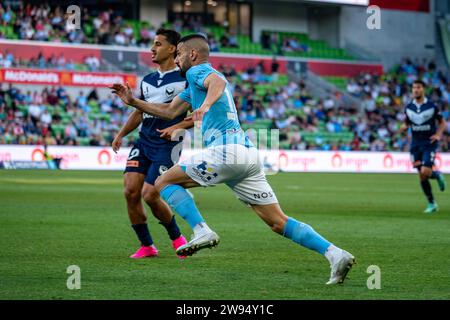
413, 79, 426, 88
179, 33, 208, 44
155, 28, 181, 47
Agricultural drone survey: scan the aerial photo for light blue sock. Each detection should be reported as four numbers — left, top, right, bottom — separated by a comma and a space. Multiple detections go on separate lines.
160, 184, 204, 228
283, 217, 331, 255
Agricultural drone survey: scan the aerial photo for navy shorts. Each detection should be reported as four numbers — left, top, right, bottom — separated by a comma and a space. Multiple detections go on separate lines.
124, 141, 174, 185
410, 144, 437, 169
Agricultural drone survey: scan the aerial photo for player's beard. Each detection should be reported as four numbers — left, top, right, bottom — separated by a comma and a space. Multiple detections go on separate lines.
178, 63, 189, 78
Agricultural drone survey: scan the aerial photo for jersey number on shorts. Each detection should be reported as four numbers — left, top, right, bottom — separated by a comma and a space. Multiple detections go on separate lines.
128, 148, 140, 160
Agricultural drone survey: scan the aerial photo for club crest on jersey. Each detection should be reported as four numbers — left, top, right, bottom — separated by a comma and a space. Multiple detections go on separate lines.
159, 165, 169, 175
166, 87, 175, 97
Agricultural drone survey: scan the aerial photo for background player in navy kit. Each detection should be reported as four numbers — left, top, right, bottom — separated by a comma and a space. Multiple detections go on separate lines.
112, 29, 193, 258
400, 80, 447, 213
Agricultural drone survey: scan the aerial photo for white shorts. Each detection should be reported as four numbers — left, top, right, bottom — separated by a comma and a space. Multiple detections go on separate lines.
180, 144, 278, 206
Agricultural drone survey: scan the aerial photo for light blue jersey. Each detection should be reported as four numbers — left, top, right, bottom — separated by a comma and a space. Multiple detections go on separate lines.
178, 63, 253, 148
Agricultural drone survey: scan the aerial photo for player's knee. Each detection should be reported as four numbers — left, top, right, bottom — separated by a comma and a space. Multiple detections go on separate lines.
154, 176, 168, 193
420, 168, 432, 180
142, 186, 159, 204
270, 216, 288, 234
124, 187, 141, 203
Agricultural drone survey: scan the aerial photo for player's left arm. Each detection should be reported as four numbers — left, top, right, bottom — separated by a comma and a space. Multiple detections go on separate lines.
192, 73, 227, 122
157, 118, 195, 141
430, 106, 446, 142
431, 117, 447, 142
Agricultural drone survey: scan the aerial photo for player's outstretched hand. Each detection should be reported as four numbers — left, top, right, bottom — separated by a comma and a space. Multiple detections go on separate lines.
112, 136, 122, 153
157, 127, 175, 141
430, 134, 442, 143
109, 82, 134, 105
191, 105, 210, 127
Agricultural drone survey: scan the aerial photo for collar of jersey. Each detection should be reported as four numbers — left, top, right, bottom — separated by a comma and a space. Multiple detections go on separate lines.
157, 66, 179, 77
412, 97, 428, 108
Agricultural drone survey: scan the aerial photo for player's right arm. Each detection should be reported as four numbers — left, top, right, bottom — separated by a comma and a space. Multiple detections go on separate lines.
110, 83, 190, 120
112, 109, 143, 153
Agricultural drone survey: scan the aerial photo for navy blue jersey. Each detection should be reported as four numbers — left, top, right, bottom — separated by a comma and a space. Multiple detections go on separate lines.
138, 68, 187, 148
405, 98, 443, 147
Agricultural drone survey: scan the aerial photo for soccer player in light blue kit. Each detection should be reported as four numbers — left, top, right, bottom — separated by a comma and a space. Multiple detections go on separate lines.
110, 34, 355, 284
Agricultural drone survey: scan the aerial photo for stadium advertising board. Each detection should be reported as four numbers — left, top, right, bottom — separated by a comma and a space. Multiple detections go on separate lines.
0, 68, 137, 88
2, 145, 450, 173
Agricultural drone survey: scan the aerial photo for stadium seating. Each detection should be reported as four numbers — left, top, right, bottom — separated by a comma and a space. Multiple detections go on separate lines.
0, 2, 355, 61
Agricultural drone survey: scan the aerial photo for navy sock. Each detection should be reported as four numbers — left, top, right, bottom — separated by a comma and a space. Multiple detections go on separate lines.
420, 180, 434, 204
430, 171, 440, 180
131, 223, 153, 247
160, 216, 182, 241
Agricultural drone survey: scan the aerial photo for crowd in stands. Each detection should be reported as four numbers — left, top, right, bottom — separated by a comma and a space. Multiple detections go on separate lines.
345, 58, 450, 152
0, 49, 104, 71
1, 56, 449, 152
260, 32, 309, 55
0, 84, 131, 146
1, 2, 315, 57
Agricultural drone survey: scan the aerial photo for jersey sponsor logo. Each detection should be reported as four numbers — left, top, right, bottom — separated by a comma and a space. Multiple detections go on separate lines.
406, 108, 435, 125
192, 161, 218, 182
126, 160, 139, 167
253, 191, 274, 199
411, 124, 431, 132
143, 113, 156, 119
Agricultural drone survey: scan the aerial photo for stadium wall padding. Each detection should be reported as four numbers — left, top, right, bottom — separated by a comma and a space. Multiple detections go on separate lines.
2, 145, 450, 173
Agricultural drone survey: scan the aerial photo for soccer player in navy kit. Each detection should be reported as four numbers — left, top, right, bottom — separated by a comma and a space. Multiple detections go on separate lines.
400, 80, 447, 213
112, 29, 193, 258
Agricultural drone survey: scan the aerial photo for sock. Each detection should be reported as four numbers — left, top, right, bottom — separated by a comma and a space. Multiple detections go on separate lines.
420, 180, 434, 204
430, 171, 440, 180
131, 223, 153, 247
283, 217, 331, 255
160, 184, 205, 229
160, 216, 182, 241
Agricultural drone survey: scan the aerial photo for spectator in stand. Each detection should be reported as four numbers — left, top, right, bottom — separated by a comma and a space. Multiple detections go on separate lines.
85, 55, 100, 71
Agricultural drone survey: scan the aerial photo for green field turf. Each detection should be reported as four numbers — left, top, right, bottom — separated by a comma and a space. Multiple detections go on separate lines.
0, 170, 449, 300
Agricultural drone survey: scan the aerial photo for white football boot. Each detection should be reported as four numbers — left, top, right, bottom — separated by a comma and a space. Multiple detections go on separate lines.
176, 224, 220, 257
326, 248, 356, 285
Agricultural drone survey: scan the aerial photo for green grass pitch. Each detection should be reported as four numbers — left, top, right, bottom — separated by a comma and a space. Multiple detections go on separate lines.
1, 170, 449, 300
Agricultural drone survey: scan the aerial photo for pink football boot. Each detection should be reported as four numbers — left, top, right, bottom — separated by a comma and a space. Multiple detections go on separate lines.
130, 245, 158, 259
172, 235, 188, 259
